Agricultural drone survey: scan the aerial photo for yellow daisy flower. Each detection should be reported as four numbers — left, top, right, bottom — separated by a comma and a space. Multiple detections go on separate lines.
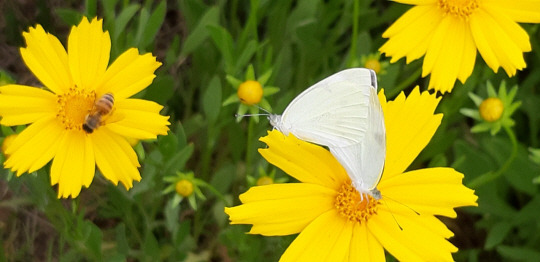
225, 87, 477, 261
0, 17, 170, 198
380, 0, 540, 93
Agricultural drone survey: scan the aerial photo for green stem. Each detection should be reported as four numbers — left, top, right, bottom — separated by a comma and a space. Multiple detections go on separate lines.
387, 66, 422, 98
467, 125, 518, 188
347, 0, 360, 67
245, 117, 255, 177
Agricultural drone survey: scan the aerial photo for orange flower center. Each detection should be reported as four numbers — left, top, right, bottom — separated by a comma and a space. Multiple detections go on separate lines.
335, 182, 379, 223
56, 87, 96, 131
438, 0, 479, 18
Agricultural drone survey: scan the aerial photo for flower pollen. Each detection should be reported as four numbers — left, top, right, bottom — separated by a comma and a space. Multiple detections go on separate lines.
57, 87, 96, 131
438, 0, 479, 18
335, 182, 379, 223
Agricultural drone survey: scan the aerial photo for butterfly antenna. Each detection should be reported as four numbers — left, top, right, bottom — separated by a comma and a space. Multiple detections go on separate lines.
254, 104, 271, 114
235, 113, 269, 118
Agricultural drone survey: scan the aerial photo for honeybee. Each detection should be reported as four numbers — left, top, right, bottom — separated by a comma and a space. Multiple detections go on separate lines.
82, 93, 114, 133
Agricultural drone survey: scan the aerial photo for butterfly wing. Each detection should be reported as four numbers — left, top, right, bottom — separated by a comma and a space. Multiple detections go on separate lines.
277, 68, 376, 147
329, 86, 386, 193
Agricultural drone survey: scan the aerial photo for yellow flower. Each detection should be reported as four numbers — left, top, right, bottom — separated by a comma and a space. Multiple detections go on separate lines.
225, 87, 477, 261
0, 17, 170, 198
175, 179, 194, 197
380, 0, 540, 93
479, 97, 504, 122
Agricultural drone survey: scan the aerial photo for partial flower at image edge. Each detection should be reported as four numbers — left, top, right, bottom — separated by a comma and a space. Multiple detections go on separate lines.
0, 17, 170, 198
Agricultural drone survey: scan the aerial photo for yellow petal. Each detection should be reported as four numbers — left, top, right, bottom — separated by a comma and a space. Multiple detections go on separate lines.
20, 24, 71, 94
91, 128, 141, 189
382, 87, 442, 178
369, 211, 457, 262
106, 98, 170, 139
0, 85, 57, 126
380, 6, 441, 63
68, 17, 111, 91
50, 131, 95, 198
259, 130, 349, 190
349, 223, 385, 262
457, 24, 477, 83
225, 183, 336, 236
4, 116, 63, 175
425, 16, 476, 93
474, 8, 527, 76
279, 211, 351, 262
380, 167, 478, 217
488, 0, 540, 22
96, 48, 161, 99
484, 5, 531, 52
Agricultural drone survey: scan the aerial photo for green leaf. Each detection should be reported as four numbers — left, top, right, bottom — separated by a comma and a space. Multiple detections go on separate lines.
225, 75, 243, 89
142, 233, 160, 261
484, 222, 512, 249
263, 86, 280, 96
460, 108, 480, 120
144, 74, 174, 105
207, 24, 235, 70
245, 64, 256, 80
258, 68, 273, 86
113, 4, 140, 42
140, 0, 166, 49
497, 246, 540, 262
55, 8, 83, 26
164, 143, 194, 173
235, 40, 258, 74
181, 7, 220, 56
85, 0, 97, 18
134, 7, 150, 49
203, 76, 222, 124
222, 94, 239, 106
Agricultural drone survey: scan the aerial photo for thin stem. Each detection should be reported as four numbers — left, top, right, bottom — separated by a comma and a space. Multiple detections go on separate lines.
245, 117, 255, 177
347, 0, 360, 67
467, 125, 518, 188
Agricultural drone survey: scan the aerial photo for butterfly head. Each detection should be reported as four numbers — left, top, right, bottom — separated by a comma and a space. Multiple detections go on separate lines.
268, 114, 282, 129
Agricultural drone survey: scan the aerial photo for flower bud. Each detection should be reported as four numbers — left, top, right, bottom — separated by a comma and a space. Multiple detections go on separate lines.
237, 80, 263, 105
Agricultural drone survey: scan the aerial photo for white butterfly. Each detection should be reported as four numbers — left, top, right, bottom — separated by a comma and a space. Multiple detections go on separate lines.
329, 85, 385, 200
268, 68, 386, 199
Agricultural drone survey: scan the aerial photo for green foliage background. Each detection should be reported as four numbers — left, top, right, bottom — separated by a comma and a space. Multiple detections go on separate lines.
0, 0, 539, 261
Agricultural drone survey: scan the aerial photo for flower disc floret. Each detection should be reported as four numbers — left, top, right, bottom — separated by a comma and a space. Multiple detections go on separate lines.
335, 182, 379, 223
237, 80, 263, 105
438, 0, 479, 18
56, 88, 96, 131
